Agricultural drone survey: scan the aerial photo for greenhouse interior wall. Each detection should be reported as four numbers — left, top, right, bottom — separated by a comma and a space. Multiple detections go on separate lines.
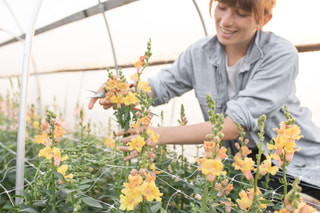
1, 0, 320, 212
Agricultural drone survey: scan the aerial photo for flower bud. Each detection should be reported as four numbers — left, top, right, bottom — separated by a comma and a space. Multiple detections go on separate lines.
130, 169, 138, 176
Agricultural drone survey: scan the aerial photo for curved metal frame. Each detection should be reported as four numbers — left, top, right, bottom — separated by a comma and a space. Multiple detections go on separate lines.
15, 0, 43, 204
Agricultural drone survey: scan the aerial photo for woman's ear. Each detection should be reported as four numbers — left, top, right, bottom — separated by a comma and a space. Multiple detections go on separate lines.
257, 14, 273, 30
263, 14, 273, 26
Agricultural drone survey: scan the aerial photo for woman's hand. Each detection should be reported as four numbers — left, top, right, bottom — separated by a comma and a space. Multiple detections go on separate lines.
88, 82, 113, 110
117, 127, 144, 161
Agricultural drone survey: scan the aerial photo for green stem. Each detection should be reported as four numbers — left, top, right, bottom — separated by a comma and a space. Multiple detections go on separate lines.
210, 178, 217, 201
33, 160, 47, 200
282, 165, 287, 199
51, 158, 56, 211
202, 177, 209, 211
50, 124, 56, 211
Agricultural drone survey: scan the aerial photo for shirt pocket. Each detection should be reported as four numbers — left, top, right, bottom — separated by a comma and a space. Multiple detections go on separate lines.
197, 93, 226, 117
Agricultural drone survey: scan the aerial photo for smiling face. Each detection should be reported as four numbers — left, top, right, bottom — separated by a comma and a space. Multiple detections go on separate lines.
214, 1, 259, 52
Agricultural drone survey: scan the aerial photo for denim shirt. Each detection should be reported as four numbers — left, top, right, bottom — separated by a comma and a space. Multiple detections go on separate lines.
148, 30, 320, 187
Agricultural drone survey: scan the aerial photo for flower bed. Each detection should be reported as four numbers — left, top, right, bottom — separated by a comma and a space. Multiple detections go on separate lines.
0, 41, 318, 213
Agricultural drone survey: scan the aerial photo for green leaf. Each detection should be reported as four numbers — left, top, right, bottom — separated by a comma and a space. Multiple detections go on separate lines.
53, 171, 64, 180
60, 188, 77, 194
150, 202, 162, 213
20, 207, 40, 213
79, 179, 94, 184
81, 197, 103, 209
78, 184, 91, 190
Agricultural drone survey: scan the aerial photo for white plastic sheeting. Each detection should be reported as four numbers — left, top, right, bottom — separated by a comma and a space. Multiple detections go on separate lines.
1, 0, 320, 201
0, 0, 320, 125
1, 0, 320, 77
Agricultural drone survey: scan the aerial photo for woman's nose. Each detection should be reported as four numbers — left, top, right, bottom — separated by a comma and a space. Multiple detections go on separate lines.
220, 9, 234, 26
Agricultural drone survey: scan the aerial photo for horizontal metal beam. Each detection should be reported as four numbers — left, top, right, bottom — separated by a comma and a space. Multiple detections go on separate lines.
0, 59, 175, 79
0, 0, 140, 47
295, 43, 320, 53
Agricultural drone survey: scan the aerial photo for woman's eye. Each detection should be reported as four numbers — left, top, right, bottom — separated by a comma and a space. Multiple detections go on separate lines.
237, 12, 247, 17
217, 3, 227, 10
237, 10, 250, 17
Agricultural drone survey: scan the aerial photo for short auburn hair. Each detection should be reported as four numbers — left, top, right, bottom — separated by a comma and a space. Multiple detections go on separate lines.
209, 0, 276, 24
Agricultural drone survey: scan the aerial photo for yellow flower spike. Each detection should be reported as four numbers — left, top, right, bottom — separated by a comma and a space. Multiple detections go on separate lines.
32, 121, 39, 129
105, 136, 116, 149
110, 94, 123, 105
218, 146, 228, 160
150, 163, 162, 175
141, 181, 163, 202
203, 141, 215, 153
119, 194, 140, 211
130, 73, 139, 82
147, 128, 159, 143
141, 116, 152, 127
259, 154, 279, 176
57, 164, 68, 176
283, 124, 303, 141
57, 164, 73, 181
34, 133, 50, 145
137, 81, 151, 93
232, 155, 255, 180
131, 119, 141, 129
117, 81, 129, 93
123, 92, 138, 106
144, 172, 156, 183
200, 158, 226, 178
128, 135, 145, 152
106, 79, 118, 91
54, 126, 66, 139
38, 146, 53, 159
236, 188, 266, 211
64, 173, 73, 182
61, 155, 68, 161
236, 190, 252, 210
134, 59, 143, 69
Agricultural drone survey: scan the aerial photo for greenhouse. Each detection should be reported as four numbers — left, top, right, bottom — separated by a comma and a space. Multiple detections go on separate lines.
1, 0, 320, 212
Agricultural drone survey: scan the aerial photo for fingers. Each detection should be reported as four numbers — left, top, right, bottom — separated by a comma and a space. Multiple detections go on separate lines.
88, 97, 98, 110
118, 146, 131, 152
117, 128, 140, 137
124, 151, 138, 161
118, 146, 138, 161
88, 82, 107, 110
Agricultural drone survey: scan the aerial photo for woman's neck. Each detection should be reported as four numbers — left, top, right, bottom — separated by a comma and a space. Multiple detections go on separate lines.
225, 46, 248, 67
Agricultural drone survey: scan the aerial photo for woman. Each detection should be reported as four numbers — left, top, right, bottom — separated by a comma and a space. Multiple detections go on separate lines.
89, 0, 320, 199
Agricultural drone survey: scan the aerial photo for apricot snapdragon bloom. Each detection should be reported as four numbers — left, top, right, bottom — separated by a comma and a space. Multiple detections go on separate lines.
232, 154, 255, 180
52, 147, 68, 167
196, 158, 226, 182
38, 146, 53, 159
54, 125, 67, 142
267, 122, 303, 165
147, 128, 159, 143
258, 154, 279, 176
137, 81, 151, 93
141, 180, 163, 202
236, 188, 267, 210
57, 164, 73, 181
105, 136, 115, 149
34, 132, 52, 147
120, 170, 162, 211
119, 174, 144, 211
203, 140, 228, 160
122, 92, 138, 106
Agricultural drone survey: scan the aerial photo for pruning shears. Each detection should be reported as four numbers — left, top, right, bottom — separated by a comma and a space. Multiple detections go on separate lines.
87, 83, 135, 99
87, 89, 107, 98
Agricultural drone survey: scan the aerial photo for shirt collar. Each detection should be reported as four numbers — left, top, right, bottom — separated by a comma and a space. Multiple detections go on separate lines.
202, 30, 265, 68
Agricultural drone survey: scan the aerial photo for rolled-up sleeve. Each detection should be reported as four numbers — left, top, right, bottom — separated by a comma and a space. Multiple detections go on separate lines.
148, 46, 195, 106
